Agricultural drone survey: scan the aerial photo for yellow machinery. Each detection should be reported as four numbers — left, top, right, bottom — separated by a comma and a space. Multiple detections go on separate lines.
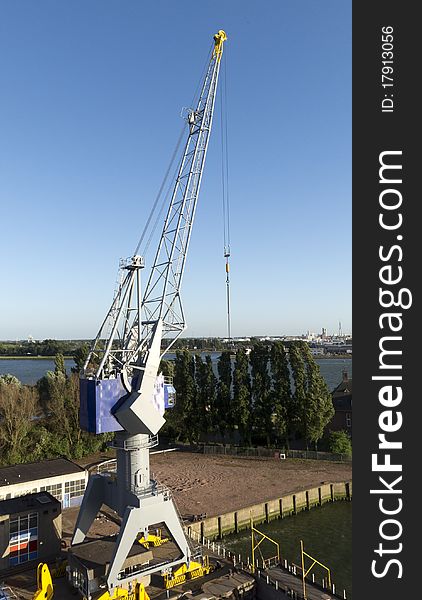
300, 539, 331, 600
138, 529, 169, 549
95, 582, 150, 600
32, 562, 149, 600
50, 559, 67, 579
33, 563, 53, 600
163, 555, 212, 589
250, 516, 280, 572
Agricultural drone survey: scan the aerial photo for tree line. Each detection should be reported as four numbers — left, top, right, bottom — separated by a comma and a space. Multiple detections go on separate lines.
0, 352, 112, 466
0, 340, 349, 467
0, 339, 89, 357
0, 336, 252, 356
163, 341, 337, 450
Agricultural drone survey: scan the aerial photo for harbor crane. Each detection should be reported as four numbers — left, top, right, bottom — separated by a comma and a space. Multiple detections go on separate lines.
71, 30, 227, 596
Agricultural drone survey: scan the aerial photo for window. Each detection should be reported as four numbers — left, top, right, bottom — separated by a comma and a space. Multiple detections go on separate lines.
71, 568, 88, 596
29, 514, 37, 529
346, 413, 352, 428
10, 520, 18, 535
65, 479, 86, 498
9, 512, 38, 566
40, 482, 63, 502
13, 488, 37, 498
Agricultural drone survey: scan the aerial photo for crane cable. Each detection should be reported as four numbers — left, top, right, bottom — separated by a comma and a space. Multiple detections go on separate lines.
134, 44, 214, 259
134, 124, 185, 257
220, 51, 232, 343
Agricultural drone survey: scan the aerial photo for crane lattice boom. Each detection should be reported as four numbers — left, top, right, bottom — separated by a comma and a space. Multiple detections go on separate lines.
84, 30, 227, 383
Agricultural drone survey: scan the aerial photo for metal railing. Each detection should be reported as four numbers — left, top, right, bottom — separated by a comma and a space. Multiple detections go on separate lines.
201, 444, 352, 462
185, 528, 348, 599
0, 586, 19, 599
131, 481, 172, 500
95, 459, 117, 474
109, 434, 159, 451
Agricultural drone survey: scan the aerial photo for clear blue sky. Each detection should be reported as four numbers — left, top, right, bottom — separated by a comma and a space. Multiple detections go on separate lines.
0, 0, 351, 340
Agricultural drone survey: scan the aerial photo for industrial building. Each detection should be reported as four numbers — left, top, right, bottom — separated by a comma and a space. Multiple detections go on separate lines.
67, 537, 153, 598
0, 492, 61, 573
0, 458, 87, 509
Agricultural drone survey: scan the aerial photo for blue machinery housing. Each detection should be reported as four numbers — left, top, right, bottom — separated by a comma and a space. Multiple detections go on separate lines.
80, 377, 176, 434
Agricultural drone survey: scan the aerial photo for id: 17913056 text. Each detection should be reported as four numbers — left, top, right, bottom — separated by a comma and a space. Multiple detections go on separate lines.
381, 26, 394, 113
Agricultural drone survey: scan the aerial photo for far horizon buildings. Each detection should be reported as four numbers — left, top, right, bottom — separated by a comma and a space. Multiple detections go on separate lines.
3, 329, 353, 345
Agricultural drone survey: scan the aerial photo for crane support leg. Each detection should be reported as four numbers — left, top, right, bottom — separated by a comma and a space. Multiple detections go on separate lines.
107, 506, 141, 590
72, 475, 105, 545
106, 496, 192, 590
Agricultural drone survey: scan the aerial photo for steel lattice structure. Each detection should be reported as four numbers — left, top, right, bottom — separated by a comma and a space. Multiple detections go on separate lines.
84, 31, 226, 383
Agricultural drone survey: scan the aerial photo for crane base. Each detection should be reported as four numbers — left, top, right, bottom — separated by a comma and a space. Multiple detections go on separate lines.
71, 474, 193, 592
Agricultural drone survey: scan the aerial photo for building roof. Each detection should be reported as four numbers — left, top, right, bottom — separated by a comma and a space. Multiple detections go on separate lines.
0, 491, 60, 516
333, 394, 352, 411
0, 458, 85, 488
331, 371, 352, 411
333, 381, 353, 396
68, 537, 153, 573
332, 373, 353, 396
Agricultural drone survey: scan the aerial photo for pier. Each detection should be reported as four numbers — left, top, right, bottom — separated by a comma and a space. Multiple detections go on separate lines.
186, 481, 352, 539
257, 565, 343, 599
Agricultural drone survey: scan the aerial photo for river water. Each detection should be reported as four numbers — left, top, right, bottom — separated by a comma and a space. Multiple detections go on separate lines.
0, 358, 77, 384
223, 500, 352, 597
0, 356, 352, 389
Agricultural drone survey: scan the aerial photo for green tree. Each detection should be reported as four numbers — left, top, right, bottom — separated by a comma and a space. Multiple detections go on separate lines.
250, 343, 272, 446
37, 363, 112, 461
54, 353, 66, 377
289, 342, 307, 442
29, 425, 70, 462
40, 370, 82, 457
302, 344, 335, 450
41, 339, 61, 356
215, 351, 232, 442
158, 358, 177, 441
173, 350, 199, 443
195, 355, 217, 435
159, 359, 175, 379
328, 430, 352, 456
0, 377, 38, 464
232, 349, 252, 445
270, 342, 290, 447
72, 343, 90, 373
0, 374, 21, 386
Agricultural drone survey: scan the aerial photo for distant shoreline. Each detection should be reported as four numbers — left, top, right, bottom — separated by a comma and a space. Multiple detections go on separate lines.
310, 354, 352, 359
0, 353, 352, 361
0, 355, 75, 360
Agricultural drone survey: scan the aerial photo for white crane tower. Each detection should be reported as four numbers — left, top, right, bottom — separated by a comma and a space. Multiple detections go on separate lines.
71, 30, 227, 593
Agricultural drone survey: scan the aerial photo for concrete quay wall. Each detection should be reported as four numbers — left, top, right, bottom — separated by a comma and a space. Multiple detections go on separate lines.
186, 480, 352, 540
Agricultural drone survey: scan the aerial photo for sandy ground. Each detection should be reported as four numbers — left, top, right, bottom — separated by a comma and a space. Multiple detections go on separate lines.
149, 451, 351, 517
62, 450, 352, 540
